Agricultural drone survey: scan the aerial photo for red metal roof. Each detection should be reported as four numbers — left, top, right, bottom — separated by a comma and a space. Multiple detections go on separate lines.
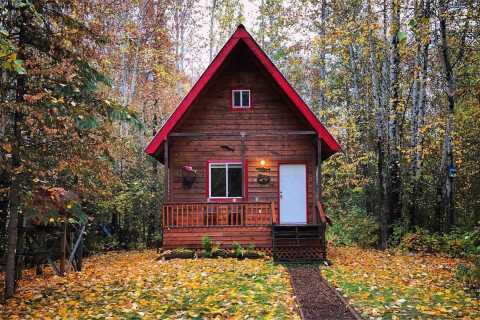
145, 25, 341, 158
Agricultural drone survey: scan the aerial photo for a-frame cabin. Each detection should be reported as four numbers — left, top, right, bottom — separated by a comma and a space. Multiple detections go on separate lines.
146, 25, 340, 260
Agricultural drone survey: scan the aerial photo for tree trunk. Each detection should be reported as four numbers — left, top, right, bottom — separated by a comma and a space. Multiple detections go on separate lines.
367, 0, 388, 249
317, 0, 327, 115
410, 0, 430, 228
208, 0, 217, 62
437, 0, 456, 231
386, 0, 402, 230
5, 8, 26, 297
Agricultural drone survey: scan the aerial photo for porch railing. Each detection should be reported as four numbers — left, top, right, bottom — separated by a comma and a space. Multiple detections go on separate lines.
162, 202, 275, 228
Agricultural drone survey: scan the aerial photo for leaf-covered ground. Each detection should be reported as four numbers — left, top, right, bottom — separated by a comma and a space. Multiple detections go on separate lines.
321, 246, 480, 319
1, 251, 299, 319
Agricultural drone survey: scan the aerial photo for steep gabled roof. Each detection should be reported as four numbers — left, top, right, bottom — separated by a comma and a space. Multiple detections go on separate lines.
145, 25, 341, 159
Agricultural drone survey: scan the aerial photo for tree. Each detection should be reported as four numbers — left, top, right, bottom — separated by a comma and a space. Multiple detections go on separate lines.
1, 0, 141, 298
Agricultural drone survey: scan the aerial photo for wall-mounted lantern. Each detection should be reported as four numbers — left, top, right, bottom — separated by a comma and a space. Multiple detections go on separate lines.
256, 159, 271, 185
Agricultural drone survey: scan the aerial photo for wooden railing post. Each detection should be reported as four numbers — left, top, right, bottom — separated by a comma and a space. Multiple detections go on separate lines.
270, 201, 275, 225
162, 202, 274, 228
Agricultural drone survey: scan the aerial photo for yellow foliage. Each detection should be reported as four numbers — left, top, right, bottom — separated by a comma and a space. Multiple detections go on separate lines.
1, 251, 299, 319
321, 246, 480, 319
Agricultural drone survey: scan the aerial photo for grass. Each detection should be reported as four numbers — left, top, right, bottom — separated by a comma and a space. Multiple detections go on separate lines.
1, 251, 299, 319
321, 246, 480, 319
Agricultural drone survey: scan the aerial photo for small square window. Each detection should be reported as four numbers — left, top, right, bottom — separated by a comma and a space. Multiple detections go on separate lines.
232, 90, 250, 108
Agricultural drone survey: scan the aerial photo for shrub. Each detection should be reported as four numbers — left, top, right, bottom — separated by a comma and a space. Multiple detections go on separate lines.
161, 248, 195, 260
441, 228, 480, 258
399, 227, 480, 258
327, 206, 379, 248
399, 228, 442, 253
232, 242, 245, 258
202, 235, 213, 257
455, 258, 480, 297
212, 242, 221, 255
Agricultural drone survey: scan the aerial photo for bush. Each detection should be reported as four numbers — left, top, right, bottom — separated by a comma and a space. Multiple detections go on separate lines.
212, 242, 221, 255
232, 242, 245, 258
327, 206, 379, 248
202, 235, 213, 257
399, 228, 442, 253
399, 227, 480, 258
160, 248, 195, 260
442, 228, 480, 258
455, 258, 480, 297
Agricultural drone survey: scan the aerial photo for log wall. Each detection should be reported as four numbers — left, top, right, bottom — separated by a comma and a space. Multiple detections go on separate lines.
163, 43, 318, 249
163, 226, 272, 249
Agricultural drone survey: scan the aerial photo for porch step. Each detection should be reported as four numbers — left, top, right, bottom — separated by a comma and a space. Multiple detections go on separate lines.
272, 224, 324, 261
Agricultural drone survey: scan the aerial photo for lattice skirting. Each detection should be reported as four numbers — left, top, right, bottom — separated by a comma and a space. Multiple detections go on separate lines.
273, 247, 325, 261
160, 245, 325, 261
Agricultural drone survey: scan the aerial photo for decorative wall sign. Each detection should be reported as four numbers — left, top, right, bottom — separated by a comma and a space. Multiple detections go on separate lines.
256, 174, 271, 185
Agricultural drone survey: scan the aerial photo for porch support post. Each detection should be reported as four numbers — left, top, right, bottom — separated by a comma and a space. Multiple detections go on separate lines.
240, 132, 246, 199
316, 136, 327, 260
164, 138, 169, 202
314, 136, 322, 223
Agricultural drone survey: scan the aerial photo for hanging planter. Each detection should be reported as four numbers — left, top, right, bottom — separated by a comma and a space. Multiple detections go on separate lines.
182, 165, 197, 189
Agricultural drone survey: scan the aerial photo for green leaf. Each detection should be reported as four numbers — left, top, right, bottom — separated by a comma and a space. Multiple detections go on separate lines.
397, 31, 407, 43
75, 115, 99, 130
14, 59, 26, 74
408, 19, 417, 29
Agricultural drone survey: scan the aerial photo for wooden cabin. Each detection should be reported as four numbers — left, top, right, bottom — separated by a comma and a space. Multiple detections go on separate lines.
145, 25, 340, 261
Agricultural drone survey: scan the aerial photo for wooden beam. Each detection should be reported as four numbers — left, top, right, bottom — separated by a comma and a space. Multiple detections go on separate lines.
314, 136, 322, 224
164, 138, 169, 202
240, 132, 246, 198
169, 130, 316, 137
318, 137, 322, 201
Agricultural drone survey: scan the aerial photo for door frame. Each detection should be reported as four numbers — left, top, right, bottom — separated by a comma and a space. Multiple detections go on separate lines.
277, 161, 309, 224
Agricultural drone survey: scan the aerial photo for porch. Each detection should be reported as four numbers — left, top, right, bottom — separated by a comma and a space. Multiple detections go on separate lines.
162, 201, 329, 261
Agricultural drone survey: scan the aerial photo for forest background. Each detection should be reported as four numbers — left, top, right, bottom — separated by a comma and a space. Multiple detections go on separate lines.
1, 0, 479, 297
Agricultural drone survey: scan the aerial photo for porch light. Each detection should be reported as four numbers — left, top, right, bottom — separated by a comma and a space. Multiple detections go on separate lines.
260, 160, 266, 167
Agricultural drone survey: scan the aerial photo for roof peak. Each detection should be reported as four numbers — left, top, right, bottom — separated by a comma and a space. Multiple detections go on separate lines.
145, 23, 341, 160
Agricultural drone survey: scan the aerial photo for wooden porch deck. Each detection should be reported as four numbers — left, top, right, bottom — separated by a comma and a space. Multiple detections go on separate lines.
161, 202, 328, 261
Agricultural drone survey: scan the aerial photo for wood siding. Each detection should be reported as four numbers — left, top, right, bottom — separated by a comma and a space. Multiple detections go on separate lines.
167, 43, 317, 222
163, 226, 272, 249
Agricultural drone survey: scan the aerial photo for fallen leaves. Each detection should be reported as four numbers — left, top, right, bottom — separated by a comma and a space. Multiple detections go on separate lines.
1, 251, 299, 319
321, 246, 480, 319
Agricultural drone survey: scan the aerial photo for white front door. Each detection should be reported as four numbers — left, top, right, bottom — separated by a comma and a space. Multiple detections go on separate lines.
279, 164, 307, 224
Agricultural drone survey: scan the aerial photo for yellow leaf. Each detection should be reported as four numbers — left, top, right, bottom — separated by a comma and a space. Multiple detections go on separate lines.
2, 143, 12, 153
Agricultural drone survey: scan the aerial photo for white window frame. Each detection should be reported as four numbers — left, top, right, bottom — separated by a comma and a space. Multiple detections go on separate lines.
232, 90, 251, 108
208, 162, 243, 199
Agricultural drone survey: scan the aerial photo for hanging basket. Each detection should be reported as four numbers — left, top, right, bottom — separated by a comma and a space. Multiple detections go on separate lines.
182, 166, 197, 189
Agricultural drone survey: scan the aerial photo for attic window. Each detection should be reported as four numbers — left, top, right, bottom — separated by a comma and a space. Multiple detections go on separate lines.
232, 90, 250, 108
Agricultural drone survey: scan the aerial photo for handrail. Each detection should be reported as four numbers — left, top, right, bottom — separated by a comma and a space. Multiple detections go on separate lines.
164, 201, 270, 205
316, 201, 332, 226
162, 202, 275, 228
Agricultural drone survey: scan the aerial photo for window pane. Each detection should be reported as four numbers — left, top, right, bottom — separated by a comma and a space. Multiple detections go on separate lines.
228, 165, 243, 197
211, 166, 226, 197
233, 91, 241, 107
241, 91, 250, 107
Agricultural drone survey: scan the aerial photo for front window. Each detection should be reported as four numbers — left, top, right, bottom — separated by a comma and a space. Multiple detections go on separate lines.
232, 90, 250, 108
209, 163, 243, 198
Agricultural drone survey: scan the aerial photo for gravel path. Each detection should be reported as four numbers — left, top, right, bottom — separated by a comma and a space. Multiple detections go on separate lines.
288, 265, 361, 320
